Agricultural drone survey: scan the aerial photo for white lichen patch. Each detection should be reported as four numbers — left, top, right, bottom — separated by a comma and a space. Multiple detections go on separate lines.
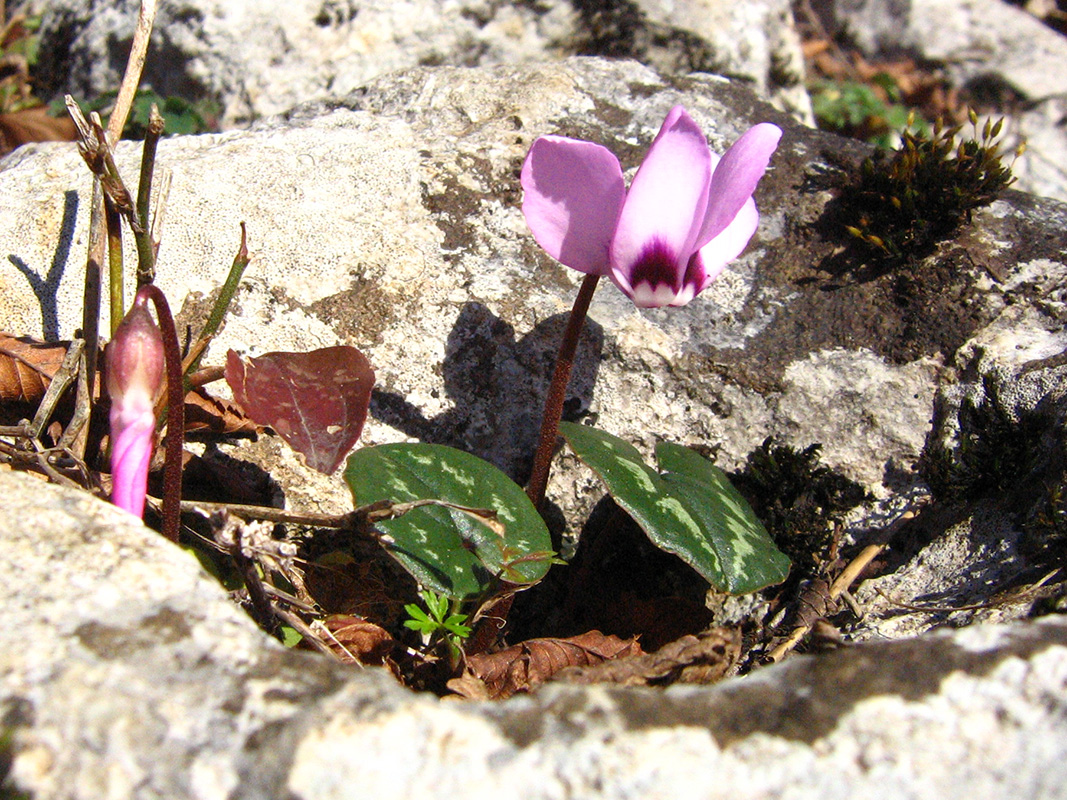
957, 303, 1067, 371
1000, 258, 1067, 312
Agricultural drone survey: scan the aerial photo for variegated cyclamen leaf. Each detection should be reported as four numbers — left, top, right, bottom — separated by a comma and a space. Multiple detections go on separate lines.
344, 443, 553, 600
655, 442, 791, 594
558, 422, 789, 594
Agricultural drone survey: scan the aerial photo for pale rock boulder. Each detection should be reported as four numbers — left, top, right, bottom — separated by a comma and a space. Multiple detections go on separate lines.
2, 467, 1067, 800
32, 0, 812, 127
1, 57, 1065, 537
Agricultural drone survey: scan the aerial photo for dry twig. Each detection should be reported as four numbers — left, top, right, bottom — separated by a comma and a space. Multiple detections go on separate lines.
766, 543, 886, 663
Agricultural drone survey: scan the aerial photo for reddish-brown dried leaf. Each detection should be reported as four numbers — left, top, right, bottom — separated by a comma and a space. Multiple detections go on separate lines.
322, 614, 396, 666
0, 106, 77, 157
455, 631, 643, 700
0, 334, 71, 403
552, 627, 741, 688
225, 346, 375, 474
183, 386, 260, 434
304, 550, 417, 628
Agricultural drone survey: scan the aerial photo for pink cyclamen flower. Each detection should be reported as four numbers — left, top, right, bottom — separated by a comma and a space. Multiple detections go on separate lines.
521, 106, 781, 307
105, 298, 164, 517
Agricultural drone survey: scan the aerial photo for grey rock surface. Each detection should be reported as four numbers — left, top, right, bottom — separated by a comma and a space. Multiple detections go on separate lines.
3, 467, 1067, 800
826, 0, 1067, 98
853, 312, 1067, 641
32, 0, 812, 127
2, 51, 1067, 800
1, 56, 1065, 540
820, 0, 1067, 201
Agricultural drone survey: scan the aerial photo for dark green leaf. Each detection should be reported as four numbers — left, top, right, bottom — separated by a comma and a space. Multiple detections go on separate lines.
344, 444, 553, 600
559, 422, 790, 594
655, 442, 792, 594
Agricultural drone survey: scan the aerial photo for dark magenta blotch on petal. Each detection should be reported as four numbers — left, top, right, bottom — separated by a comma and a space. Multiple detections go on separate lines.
683, 250, 707, 295
627, 238, 681, 294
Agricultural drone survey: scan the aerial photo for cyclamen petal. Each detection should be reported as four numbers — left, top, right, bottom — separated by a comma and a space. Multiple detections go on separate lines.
612, 238, 684, 309
693, 197, 760, 291
696, 122, 782, 248
520, 136, 625, 275
609, 107, 712, 298
106, 300, 164, 518
109, 401, 157, 517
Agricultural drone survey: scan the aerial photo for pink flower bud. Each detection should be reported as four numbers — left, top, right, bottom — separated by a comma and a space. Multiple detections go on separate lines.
105, 299, 164, 517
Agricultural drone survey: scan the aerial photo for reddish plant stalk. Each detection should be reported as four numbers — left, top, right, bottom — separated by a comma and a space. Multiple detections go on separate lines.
525, 273, 600, 515
471, 275, 599, 650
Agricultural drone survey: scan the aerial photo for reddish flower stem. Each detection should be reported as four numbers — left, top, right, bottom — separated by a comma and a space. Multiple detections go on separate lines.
526, 273, 600, 516
136, 284, 184, 542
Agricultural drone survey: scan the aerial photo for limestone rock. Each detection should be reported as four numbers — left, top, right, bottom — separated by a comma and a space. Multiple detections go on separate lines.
1, 57, 1065, 538
854, 310, 1067, 641
32, 0, 811, 127
824, 0, 1067, 99
3, 467, 1067, 799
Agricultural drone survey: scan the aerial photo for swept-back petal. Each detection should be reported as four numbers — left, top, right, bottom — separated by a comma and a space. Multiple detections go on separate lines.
691, 197, 760, 292
609, 106, 712, 294
521, 135, 625, 275
696, 122, 781, 247
610, 237, 688, 307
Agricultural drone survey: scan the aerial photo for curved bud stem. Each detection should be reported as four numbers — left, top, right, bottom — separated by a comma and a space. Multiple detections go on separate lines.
137, 284, 184, 542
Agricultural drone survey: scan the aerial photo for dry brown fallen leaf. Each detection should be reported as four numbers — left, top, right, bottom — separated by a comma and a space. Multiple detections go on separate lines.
552, 626, 741, 688
321, 614, 397, 667
183, 386, 260, 435
450, 630, 643, 700
0, 106, 78, 157
0, 333, 73, 403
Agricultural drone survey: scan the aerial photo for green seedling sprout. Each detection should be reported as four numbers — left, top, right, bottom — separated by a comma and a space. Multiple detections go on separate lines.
404, 590, 473, 662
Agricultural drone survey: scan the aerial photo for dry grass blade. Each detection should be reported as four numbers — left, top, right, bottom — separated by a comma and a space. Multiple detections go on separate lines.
107, 0, 158, 142
766, 543, 887, 663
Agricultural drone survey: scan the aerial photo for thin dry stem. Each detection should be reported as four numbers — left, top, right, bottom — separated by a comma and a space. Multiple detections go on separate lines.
107, 0, 158, 143
766, 544, 886, 663
82, 178, 105, 388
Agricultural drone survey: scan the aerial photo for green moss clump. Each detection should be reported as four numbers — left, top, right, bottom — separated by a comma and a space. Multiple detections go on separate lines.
921, 375, 1043, 501
840, 112, 1019, 266
731, 438, 868, 577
